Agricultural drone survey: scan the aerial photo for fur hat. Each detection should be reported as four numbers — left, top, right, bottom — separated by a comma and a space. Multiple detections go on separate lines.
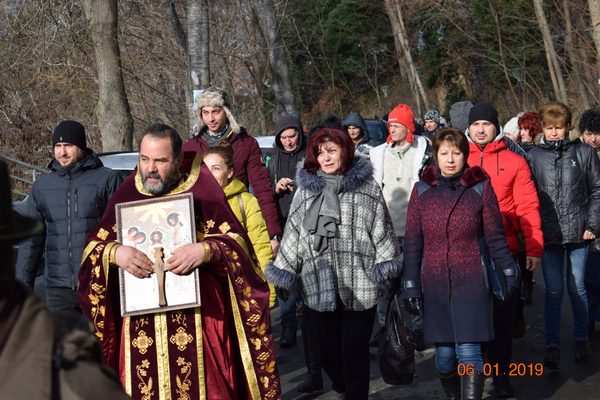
193, 87, 241, 135
387, 103, 416, 143
0, 160, 43, 243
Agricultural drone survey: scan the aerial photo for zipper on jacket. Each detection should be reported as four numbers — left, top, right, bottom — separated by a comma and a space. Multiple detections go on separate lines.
67, 175, 75, 289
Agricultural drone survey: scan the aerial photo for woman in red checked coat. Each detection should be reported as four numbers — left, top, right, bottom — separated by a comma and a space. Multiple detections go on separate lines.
401, 128, 518, 400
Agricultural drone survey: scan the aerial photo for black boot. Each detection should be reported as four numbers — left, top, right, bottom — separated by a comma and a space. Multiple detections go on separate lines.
438, 369, 460, 400
296, 305, 323, 394
280, 325, 297, 348
461, 373, 484, 400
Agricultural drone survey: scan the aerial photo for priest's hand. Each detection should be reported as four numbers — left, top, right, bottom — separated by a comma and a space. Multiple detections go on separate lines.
166, 243, 206, 275
114, 245, 154, 278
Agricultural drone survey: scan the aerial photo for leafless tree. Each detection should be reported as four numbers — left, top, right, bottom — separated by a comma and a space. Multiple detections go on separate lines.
533, 0, 568, 103
81, 0, 134, 151
384, 0, 429, 116
253, 0, 298, 117
164, 0, 210, 134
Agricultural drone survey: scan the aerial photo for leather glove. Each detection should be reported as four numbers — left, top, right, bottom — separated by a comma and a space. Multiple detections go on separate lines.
275, 287, 289, 302
403, 297, 423, 316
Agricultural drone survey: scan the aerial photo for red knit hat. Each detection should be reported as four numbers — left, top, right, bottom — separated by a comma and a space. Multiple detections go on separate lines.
387, 103, 415, 143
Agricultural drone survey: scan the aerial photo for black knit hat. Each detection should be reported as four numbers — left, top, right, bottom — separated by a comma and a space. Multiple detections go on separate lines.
52, 120, 87, 150
468, 102, 500, 134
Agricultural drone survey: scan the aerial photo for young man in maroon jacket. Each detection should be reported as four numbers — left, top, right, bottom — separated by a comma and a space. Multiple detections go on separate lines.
183, 87, 283, 253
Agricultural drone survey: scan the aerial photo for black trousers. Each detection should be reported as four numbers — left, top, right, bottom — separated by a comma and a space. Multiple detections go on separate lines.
306, 301, 376, 400
487, 289, 519, 374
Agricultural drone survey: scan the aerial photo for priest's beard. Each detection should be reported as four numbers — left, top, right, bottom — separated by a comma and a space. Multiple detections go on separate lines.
142, 163, 182, 196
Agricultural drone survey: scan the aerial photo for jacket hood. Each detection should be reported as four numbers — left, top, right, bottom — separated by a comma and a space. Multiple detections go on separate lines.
341, 111, 370, 141
274, 114, 305, 154
49, 148, 103, 175
421, 164, 488, 189
296, 156, 373, 194
223, 177, 247, 198
449, 101, 474, 132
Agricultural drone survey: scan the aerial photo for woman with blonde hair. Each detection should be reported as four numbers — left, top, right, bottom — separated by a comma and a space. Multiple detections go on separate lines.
204, 144, 275, 306
528, 102, 600, 369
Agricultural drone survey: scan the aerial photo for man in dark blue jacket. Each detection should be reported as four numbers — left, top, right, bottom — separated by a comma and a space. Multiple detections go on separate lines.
16, 120, 123, 313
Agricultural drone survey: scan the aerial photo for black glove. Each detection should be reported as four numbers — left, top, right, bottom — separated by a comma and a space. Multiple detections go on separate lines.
403, 297, 423, 316
275, 287, 289, 302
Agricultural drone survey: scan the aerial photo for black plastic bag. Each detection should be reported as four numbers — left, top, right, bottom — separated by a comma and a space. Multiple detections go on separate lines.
378, 294, 415, 385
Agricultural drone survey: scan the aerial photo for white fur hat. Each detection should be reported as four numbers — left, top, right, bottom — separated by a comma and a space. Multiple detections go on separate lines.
193, 87, 241, 135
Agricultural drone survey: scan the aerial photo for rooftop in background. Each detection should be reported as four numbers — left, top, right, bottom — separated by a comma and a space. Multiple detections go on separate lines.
98, 151, 139, 171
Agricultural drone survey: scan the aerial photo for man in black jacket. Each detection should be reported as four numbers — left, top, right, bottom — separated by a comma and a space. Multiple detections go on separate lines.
267, 114, 324, 395
16, 120, 123, 313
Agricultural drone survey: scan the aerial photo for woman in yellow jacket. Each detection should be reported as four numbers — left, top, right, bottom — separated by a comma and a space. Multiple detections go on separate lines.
204, 145, 276, 306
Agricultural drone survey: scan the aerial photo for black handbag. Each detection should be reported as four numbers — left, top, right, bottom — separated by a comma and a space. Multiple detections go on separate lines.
378, 294, 415, 385
478, 236, 517, 301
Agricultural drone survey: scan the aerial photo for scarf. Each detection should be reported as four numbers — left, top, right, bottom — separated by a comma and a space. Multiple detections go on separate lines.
302, 171, 344, 253
202, 124, 230, 147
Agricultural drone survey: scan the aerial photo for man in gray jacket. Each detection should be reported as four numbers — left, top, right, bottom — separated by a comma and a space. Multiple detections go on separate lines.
16, 120, 123, 313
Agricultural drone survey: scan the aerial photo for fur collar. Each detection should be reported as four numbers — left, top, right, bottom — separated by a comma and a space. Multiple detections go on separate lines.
421, 165, 487, 188
296, 156, 373, 194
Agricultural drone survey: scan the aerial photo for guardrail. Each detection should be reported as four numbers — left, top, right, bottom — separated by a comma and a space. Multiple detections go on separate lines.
0, 155, 47, 199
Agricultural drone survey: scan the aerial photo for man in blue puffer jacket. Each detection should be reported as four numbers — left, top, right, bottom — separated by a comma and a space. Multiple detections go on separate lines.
16, 120, 123, 313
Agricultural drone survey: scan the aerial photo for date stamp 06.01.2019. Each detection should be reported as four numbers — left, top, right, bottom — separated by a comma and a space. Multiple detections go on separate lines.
457, 363, 544, 377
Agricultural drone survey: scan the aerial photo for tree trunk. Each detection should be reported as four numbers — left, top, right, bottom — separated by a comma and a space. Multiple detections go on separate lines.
81, 0, 133, 151
588, 0, 600, 100
563, 0, 590, 109
533, 0, 568, 103
384, 0, 429, 116
489, 0, 520, 108
187, 0, 210, 133
254, 0, 298, 117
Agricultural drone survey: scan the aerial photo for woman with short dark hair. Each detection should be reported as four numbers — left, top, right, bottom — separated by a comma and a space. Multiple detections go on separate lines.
401, 128, 518, 400
266, 127, 401, 400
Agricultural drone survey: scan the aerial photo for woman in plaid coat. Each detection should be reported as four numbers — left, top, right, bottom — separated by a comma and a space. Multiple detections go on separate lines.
266, 127, 401, 400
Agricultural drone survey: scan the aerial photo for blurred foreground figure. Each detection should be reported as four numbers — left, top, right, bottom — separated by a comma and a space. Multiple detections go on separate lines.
0, 160, 130, 400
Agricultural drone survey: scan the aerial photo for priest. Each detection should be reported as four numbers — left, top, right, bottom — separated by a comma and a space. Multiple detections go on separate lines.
78, 123, 280, 399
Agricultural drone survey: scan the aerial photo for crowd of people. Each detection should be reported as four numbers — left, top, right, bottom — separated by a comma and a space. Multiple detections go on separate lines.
3, 88, 600, 400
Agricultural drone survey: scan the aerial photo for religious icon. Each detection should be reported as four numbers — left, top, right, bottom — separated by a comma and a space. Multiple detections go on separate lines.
115, 193, 201, 317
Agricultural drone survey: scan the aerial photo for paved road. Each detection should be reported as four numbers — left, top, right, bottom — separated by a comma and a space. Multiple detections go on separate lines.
273, 268, 600, 399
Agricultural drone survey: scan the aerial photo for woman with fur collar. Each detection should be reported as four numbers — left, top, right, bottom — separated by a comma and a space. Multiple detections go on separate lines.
401, 128, 518, 400
266, 127, 401, 400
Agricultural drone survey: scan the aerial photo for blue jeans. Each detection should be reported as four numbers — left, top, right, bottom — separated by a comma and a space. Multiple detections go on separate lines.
279, 290, 299, 331
585, 250, 600, 322
542, 243, 589, 348
435, 342, 484, 373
